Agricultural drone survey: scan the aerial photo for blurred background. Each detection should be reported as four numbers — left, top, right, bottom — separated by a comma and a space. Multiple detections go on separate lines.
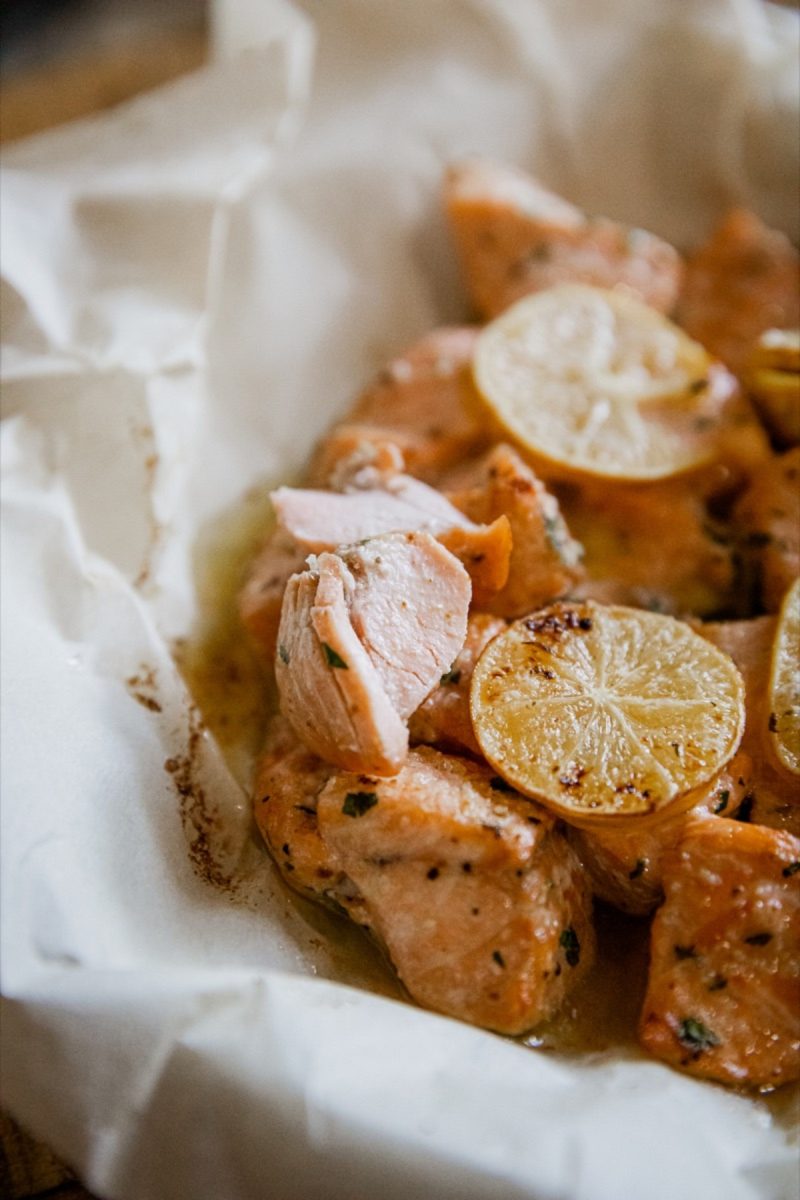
1, 0, 797, 145
0, 0, 209, 143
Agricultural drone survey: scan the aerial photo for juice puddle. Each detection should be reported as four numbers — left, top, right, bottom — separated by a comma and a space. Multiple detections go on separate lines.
527, 903, 650, 1056
173, 481, 278, 788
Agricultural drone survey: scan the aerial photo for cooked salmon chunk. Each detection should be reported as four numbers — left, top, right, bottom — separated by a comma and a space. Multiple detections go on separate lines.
409, 613, 506, 756
639, 817, 800, 1087
309, 327, 489, 484
733, 447, 800, 613
239, 531, 306, 662
564, 476, 737, 617
444, 158, 682, 319
317, 746, 595, 1034
677, 209, 800, 375
701, 617, 800, 835
276, 533, 470, 775
272, 471, 511, 606
446, 444, 584, 618
567, 755, 753, 915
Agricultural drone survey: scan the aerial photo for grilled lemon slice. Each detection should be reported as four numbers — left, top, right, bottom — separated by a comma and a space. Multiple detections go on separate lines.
470, 601, 745, 825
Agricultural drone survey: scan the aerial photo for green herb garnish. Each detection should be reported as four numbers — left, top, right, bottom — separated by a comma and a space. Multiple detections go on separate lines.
342, 791, 378, 818
713, 788, 730, 814
782, 862, 800, 878
322, 642, 349, 669
559, 926, 581, 967
278, 643, 290, 665
678, 1017, 720, 1052
440, 668, 462, 685
492, 950, 506, 968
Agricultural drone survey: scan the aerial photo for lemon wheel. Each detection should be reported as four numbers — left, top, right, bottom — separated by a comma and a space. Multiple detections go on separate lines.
470, 601, 745, 825
473, 284, 733, 482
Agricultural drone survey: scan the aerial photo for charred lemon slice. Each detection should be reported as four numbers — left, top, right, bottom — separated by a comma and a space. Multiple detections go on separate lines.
768, 577, 800, 777
747, 328, 800, 446
473, 284, 736, 482
470, 601, 745, 825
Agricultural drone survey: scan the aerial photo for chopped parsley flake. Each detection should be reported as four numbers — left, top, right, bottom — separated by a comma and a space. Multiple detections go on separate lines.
440, 668, 462, 685
278, 643, 290, 665
713, 788, 730, 814
628, 859, 646, 880
559, 926, 581, 967
782, 862, 800, 878
342, 791, 378, 818
678, 1017, 720, 1052
492, 950, 506, 968
322, 643, 349, 669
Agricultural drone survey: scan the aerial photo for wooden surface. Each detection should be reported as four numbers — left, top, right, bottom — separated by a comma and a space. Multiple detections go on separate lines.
0, 28, 207, 145
0, 1112, 96, 1200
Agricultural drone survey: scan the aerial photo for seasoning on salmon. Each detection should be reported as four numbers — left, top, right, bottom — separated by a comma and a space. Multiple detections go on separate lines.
639, 817, 800, 1087
409, 613, 506, 756
444, 158, 683, 320
276, 532, 471, 775
566, 754, 753, 915
271, 469, 511, 606
316, 746, 595, 1035
676, 209, 800, 376
733, 446, 800, 613
308, 327, 490, 484
445, 444, 584, 618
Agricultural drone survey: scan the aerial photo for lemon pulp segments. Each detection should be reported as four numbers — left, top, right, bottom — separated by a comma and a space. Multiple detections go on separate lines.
470, 601, 745, 823
473, 284, 731, 481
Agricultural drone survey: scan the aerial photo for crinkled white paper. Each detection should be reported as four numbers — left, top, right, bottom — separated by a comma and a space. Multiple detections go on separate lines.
2, 2, 799, 1197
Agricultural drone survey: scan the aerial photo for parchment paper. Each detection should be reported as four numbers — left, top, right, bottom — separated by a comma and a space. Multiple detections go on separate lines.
2, 2, 799, 1197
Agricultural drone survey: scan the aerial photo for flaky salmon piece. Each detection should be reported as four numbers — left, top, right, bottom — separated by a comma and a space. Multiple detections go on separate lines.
409, 613, 506, 757
677, 209, 800, 376
444, 158, 682, 320
563, 475, 737, 617
446, 444, 584, 618
317, 746, 595, 1035
701, 616, 800, 835
566, 754, 753, 915
276, 533, 470, 775
733, 447, 800, 613
639, 817, 800, 1088
240, 449, 509, 666
272, 469, 511, 608
308, 327, 490, 484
